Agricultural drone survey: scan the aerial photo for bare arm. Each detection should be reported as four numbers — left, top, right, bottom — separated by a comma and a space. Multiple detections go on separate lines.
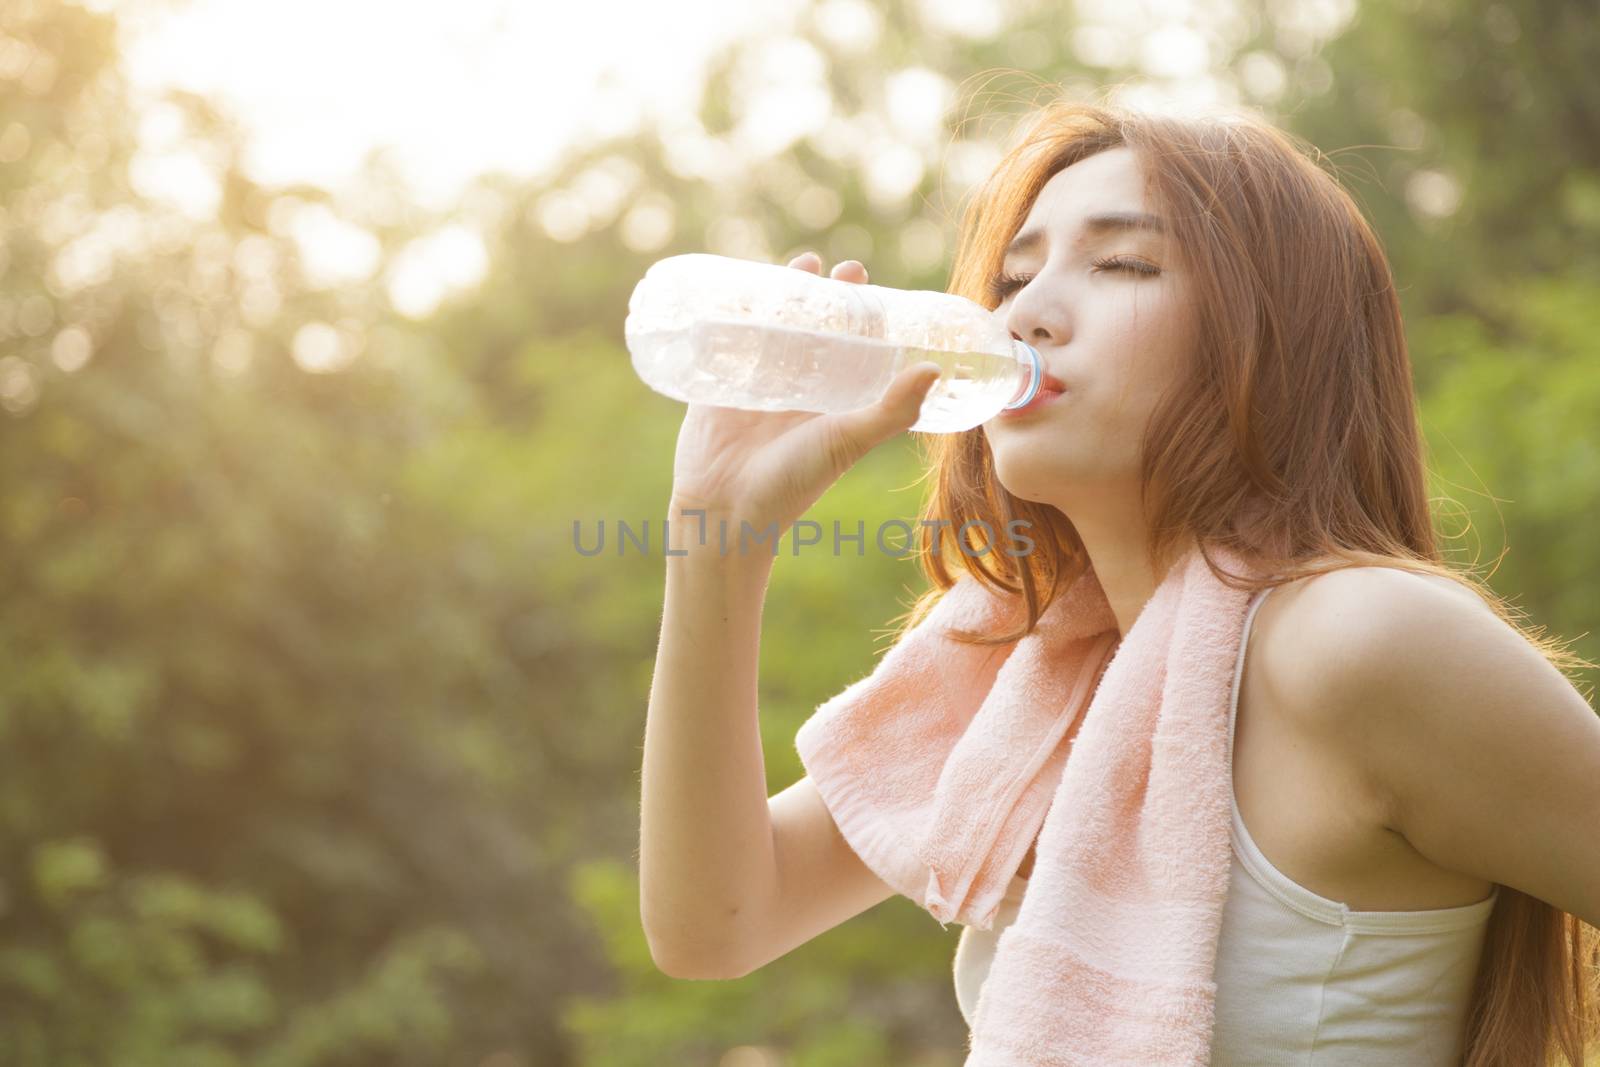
639, 506, 898, 980
1285, 567, 1600, 930
745, 774, 898, 977
639, 506, 781, 978
638, 252, 938, 979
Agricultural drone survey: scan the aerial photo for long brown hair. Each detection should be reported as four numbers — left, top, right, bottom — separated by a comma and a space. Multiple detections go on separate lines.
896, 97, 1600, 1067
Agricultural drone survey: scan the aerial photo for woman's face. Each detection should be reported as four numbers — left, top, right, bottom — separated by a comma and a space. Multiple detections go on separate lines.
981, 146, 1198, 509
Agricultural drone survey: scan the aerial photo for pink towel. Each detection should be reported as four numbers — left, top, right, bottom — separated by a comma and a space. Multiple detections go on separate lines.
794, 542, 1264, 1065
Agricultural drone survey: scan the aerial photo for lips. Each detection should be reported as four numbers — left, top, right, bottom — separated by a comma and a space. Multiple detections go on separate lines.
1029, 367, 1068, 401
999, 359, 1069, 419
1000, 379, 1068, 418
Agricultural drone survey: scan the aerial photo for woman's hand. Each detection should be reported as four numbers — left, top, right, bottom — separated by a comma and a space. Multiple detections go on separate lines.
668, 252, 941, 537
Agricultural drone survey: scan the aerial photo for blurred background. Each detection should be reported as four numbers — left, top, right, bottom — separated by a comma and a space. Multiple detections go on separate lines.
2, 0, 1596, 1063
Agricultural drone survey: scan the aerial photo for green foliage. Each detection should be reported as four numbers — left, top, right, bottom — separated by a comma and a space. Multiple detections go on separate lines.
562, 859, 960, 1066
1415, 273, 1600, 640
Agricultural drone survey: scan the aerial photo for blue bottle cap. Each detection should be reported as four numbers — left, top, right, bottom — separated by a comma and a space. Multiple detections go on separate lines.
1002, 341, 1042, 410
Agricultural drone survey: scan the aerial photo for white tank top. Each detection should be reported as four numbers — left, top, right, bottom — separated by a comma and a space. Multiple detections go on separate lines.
952, 584, 1499, 1064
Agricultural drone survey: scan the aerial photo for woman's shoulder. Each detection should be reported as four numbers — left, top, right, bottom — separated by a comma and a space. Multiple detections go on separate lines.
1266, 560, 1486, 626
1245, 561, 1496, 834
1252, 560, 1493, 723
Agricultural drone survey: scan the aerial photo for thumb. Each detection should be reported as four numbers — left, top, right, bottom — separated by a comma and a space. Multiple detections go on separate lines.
832, 362, 943, 453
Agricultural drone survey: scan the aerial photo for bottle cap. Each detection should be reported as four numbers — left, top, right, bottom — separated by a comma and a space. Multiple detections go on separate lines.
1002, 341, 1042, 410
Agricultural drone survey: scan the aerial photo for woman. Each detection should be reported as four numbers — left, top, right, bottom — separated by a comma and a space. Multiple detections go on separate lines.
638, 100, 1600, 1065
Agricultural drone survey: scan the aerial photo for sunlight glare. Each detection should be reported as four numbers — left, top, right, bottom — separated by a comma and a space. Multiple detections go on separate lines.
385, 227, 490, 319
122, 0, 810, 209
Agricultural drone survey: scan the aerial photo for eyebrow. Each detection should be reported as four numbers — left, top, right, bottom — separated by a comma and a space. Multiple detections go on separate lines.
1002, 211, 1168, 262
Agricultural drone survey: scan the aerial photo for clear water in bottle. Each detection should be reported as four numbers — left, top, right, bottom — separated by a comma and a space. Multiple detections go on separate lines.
625, 253, 1041, 433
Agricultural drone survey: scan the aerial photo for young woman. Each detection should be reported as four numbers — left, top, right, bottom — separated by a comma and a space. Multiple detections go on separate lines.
639, 100, 1600, 1065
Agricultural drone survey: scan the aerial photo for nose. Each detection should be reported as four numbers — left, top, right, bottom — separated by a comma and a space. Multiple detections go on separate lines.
1003, 286, 1068, 349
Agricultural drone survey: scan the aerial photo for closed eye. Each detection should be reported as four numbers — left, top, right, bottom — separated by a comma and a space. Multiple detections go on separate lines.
984, 256, 1161, 302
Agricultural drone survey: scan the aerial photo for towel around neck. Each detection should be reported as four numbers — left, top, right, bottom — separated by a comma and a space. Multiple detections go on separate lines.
794, 541, 1266, 1065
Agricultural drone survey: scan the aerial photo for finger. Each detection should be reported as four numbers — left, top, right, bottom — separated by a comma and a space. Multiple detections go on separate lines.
829, 362, 942, 457
829, 259, 868, 284
788, 251, 822, 273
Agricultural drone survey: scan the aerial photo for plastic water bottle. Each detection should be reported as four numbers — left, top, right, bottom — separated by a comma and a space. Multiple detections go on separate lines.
624, 253, 1043, 433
